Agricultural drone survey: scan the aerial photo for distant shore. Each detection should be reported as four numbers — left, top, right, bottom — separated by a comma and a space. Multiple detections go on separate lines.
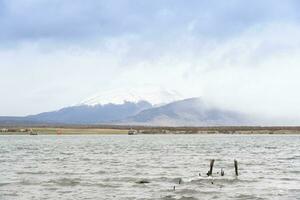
1, 125, 300, 135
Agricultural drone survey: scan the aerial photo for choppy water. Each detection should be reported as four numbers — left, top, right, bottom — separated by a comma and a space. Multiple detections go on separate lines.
0, 134, 299, 200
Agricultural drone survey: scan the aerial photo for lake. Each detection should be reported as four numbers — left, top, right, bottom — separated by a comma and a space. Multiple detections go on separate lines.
0, 134, 299, 200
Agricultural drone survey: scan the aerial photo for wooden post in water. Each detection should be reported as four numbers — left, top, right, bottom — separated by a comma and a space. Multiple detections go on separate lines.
207, 159, 215, 176
178, 178, 182, 184
234, 159, 238, 176
221, 168, 225, 176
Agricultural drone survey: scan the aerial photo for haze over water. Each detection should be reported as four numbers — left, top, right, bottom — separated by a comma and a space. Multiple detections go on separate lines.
0, 134, 299, 200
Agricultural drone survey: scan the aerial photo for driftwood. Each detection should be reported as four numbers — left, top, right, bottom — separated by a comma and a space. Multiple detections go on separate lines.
234, 159, 238, 176
207, 159, 215, 176
136, 180, 150, 184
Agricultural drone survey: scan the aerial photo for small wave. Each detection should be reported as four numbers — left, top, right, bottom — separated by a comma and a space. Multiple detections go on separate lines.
162, 195, 199, 200
175, 188, 198, 195
150, 177, 185, 184
289, 170, 300, 174
190, 177, 255, 186
213, 177, 252, 184
265, 146, 277, 149
16, 171, 49, 175
234, 194, 264, 200
1, 192, 18, 197
60, 152, 74, 155
178, 196, 198, 200
278, 156, 300, 160
91, 170, 106, 174
161, 166, 178, 169
279, 177, 297, 181
47, 178, 81, 186
62, 172, 86, 176
81, 182, 119, 188
44, 187, 59, 191
22, 147, 40, 152
81, 158, 92, 161
0, 182, 10, 187
288, 189, 300, 192
19, 179, 40, 186
103, 176, 138, 183
162, 195, 176, 200
190, 178, 209, 185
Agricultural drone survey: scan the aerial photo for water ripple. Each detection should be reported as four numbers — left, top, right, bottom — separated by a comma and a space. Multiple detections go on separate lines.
0, 134, 299, 200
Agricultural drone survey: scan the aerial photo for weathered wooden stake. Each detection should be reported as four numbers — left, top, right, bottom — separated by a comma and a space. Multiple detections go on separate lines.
221, 168, 224, 176
234, 159, 238, 176
207, 159, 215, 176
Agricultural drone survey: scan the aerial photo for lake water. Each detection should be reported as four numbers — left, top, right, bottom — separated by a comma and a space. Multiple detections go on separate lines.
0, 134, 299, 200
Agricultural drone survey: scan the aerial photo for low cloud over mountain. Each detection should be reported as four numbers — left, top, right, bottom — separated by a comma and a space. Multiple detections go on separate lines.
122, 98, 250, 126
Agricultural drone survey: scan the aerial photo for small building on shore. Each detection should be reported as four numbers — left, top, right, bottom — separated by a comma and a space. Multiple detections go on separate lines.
0, 128, 8, 132
128, 129, 138, 135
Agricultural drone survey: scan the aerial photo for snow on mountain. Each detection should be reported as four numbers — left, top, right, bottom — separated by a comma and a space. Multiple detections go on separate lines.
79, 88, 183, 106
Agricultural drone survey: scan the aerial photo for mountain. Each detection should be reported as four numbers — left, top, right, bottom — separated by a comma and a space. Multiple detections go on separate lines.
0, 116, 43, 125
25, 101, 152, 124
122, 98, 250, 126
0, 98, 251, 126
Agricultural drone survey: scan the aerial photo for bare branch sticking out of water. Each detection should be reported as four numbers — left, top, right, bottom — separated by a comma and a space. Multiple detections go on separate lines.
234, 159, 239, 176
207, 159, 215, 176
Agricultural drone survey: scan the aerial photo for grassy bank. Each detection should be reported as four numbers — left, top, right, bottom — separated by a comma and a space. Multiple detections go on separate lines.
1, 126, 300, 135
0, 128, 128, 135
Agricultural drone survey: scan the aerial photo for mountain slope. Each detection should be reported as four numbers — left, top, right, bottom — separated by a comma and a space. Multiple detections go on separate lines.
26, 101, 152, 124
123, 98, 249, 126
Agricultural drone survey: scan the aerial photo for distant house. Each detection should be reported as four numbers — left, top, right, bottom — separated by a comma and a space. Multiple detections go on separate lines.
128, 129, 138, 135
1, 128, 8, 132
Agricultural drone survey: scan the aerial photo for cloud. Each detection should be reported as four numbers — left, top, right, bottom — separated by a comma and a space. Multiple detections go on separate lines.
1, 0, 299, 43
1, 0, 300, 124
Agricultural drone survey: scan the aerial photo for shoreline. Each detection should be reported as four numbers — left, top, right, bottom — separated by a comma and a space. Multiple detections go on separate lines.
1, 126, 300, 135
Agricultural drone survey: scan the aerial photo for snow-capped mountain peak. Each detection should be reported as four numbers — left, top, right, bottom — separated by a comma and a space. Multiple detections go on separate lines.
79, 88, 183, 106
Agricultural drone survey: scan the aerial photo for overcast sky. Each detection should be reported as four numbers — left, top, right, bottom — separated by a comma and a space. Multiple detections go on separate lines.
1, 0, 300, 123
